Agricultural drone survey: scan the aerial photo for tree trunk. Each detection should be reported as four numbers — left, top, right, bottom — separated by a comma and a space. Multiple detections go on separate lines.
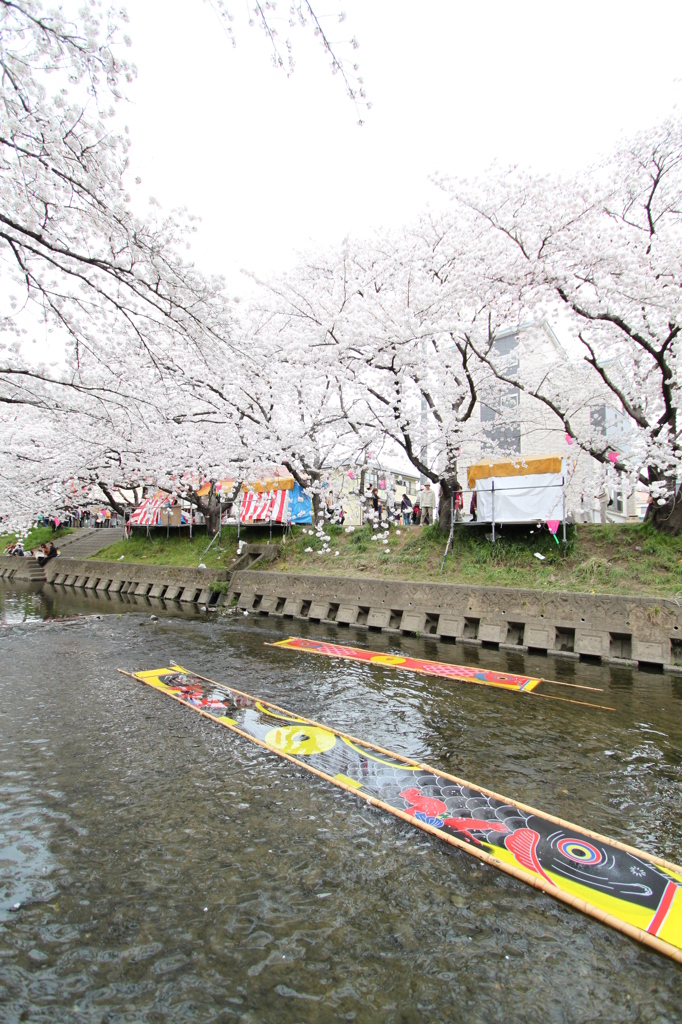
205, 482, 220, 536
645, 487, 682, 535
185, 481, 220, 536
438, 474, 458, 534
98, 482, 125, 516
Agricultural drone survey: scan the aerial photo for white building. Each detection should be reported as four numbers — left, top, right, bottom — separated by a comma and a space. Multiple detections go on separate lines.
457, 322, 644, 523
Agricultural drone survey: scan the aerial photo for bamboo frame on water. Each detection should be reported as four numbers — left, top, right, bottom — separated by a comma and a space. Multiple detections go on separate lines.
267, 639, 615, 710
117, 667, 681, 963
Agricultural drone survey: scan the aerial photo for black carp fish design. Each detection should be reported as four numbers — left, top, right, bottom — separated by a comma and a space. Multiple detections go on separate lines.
128, 666, 682, 959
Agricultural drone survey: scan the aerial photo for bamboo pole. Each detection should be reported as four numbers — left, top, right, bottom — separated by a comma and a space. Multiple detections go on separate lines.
530, 691, 616, 710
539, 679, 604, 692
117, 667, 682, 964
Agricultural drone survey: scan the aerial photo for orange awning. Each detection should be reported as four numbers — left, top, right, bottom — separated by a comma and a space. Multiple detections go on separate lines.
195, 479, 236, 498
243, 469, 295, 493
195, 468, 295, 498
467, 455, 563, 489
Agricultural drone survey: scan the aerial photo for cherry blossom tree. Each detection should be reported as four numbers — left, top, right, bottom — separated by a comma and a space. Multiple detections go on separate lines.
0, 0, 368, 532
448, 116, 682, 531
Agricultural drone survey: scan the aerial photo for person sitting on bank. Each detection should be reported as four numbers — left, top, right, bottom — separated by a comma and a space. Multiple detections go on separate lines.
36, 541, 58, 567
420, 482, 436, 526
400, 492, 412, 525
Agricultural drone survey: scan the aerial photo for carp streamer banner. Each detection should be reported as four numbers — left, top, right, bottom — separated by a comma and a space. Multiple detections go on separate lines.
268, 637, 614, 709
271, 636, 543, 691
119, 665, 682, 963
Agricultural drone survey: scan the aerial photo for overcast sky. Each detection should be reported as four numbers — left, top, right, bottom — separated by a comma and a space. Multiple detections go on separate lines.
122, 1, 682, 294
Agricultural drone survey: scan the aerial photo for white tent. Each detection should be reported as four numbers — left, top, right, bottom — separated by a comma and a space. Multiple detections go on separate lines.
468, 456, 564, 525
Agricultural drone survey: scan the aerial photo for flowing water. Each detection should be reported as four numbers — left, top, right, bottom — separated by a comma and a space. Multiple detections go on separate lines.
1, 581, 681, 1023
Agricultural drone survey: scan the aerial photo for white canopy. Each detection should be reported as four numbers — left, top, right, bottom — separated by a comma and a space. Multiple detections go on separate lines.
475, 471, 564, 524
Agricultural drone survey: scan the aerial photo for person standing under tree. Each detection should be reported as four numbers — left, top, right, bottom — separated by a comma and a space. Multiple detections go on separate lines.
371, 487, 382, 523
400, 491, 412, 525
420, 483, 436, 526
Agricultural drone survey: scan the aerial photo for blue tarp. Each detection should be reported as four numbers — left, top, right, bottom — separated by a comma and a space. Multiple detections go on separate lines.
288, 481, 312, 524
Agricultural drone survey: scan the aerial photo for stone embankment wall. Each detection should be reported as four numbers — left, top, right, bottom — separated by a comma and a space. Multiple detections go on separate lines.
0, 544, 278, 605
0, 555, 46, 582
45, 558, 228, 604
229, 569, 682, 672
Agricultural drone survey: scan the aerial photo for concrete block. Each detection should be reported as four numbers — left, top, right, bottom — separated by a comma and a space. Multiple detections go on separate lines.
575, 630, 605, 657
74, 575, 88, 588
401, 611, 426, 634
149, 584, 166, 598
479, 621, 506, 644
308, 602, 329, 621
337, 604, 359, 625
438, 617, 462, 639
165, 585, 182, 601
64, 574, 77, 587
108, 579, 123, 593
237, 593, 254, 610
179, 585, 199, 602
95, 578, 111, 592
134, 582, 152, 596
53, 573, 66, 585
119, 581, 131, 594
259, 596, 278, 614
525, 625, 551, 649
198, 588, 212, 605
84, 577, 99, 589
283, 597, 302, 616
633, 639, 665, 665
367, 608, 391, 629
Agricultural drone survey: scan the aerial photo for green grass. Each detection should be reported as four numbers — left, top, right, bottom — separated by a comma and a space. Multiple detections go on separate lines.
274, 520, 682, 599
84, 519, 682, 599
2, 525, 73, 552
88, 526, 277, 570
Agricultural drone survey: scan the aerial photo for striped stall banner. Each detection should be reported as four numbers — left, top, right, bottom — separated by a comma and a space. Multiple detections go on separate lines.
240, 489, 289, 523
130, 495, 166, 526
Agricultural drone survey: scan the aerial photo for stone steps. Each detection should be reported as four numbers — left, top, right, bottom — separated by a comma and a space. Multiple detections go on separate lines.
0, 556, 46, 582
56, 528, 125, 558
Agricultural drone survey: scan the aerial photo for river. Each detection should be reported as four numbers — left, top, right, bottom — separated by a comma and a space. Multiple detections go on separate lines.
1, 581, 681, 1023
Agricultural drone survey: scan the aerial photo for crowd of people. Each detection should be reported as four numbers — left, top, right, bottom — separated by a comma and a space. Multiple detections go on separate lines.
360, 481, 439, 526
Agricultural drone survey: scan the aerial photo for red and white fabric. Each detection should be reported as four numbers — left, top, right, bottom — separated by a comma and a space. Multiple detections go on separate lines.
239, 489, 288, 523
130, 495, 166, 526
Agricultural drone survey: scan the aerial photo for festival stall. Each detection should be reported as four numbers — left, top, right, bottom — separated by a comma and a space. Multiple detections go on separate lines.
129, 492, 189, 527
200, 467, 312, 526
130, 469, 313, 531
238, 474, 312, 525
467, 455, 565, 530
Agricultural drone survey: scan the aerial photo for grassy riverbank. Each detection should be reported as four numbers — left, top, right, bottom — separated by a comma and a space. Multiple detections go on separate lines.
2, 525, 73, 551
86, 520, 682, 598
275, 521, 682, 598
87, 527, 268, 570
